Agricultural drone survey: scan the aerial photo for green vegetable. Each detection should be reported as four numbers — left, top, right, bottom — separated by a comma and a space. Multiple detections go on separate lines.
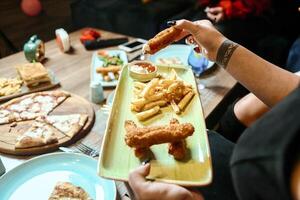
99, 54, 123, 67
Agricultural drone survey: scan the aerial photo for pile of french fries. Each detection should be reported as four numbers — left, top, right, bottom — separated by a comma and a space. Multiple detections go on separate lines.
131, 69, 195, 121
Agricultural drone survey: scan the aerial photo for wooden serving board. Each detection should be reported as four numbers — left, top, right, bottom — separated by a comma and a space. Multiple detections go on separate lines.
0, 70, 60, 103
0, 92, 95, 156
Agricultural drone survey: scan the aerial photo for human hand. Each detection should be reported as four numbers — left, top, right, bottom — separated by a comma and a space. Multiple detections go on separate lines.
172, 19, 226, 61
205, 7, 225, 23
128, 163, 204, 200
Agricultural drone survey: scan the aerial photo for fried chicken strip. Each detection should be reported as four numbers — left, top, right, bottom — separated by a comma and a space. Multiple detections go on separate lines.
168, 140, 187, 160
124, 118, 194, 148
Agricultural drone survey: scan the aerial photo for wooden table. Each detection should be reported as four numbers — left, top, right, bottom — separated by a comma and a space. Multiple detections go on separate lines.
0, 28, 236, 199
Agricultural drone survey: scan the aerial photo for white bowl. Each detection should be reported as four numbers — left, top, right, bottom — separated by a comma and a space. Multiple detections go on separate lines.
128, 61, 157, 82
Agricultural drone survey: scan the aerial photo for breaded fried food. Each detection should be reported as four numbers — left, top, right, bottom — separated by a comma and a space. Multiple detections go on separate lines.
124, 118, 194, 148
168, 140, 187, 160
143, 27, 182, 54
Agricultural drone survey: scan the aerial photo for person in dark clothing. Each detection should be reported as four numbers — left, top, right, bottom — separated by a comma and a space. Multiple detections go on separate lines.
128, 19, 300, 200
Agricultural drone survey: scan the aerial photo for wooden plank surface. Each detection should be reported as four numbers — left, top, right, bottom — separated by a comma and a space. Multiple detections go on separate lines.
0, 92, 95, 155
0, 28, 237, 199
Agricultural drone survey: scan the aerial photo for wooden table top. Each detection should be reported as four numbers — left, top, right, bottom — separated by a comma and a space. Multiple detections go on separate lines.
0, 28, 236, 199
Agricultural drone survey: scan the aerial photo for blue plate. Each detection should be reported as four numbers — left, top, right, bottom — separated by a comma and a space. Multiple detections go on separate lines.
149, 44, 214, 70
0, 153, 116, 200
91, 50, 128, 88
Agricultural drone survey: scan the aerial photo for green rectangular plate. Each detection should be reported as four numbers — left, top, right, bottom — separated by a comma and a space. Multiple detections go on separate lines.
98, 65, 212, 186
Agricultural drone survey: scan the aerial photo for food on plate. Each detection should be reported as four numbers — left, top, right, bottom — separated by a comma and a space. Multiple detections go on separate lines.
168, 140, 187, 160
16, 62, 51, 87
96, 50, 124, 82
48, 182, 92, 200
15, 121, 59, 148
96, 65, 120, 75
128, 61, 158, 82
178, 91, 195, 110
124, 118, 194, 148
36, 114, 88, 138
134, 147, 150, 159
130, 62, 156, 74
135, 105, 160, 121
143, 27, 182, 54
0, 91, 70, 125
0, 78, 23, 97
131, 69, 195, 121
156, 57, 183, 66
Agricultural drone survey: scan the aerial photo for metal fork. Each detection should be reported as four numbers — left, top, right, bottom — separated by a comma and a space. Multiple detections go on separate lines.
74, 143, 99, 157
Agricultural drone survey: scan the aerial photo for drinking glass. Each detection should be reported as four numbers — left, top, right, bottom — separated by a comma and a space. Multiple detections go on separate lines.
188, 49, 209, 89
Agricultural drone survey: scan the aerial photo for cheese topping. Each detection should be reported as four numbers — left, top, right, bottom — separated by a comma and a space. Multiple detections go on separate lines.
46, 114, 80, 133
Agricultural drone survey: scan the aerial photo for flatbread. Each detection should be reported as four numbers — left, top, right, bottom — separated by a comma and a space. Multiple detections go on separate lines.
48, 182, 92, 200
37, 114, 88, 138
0, 91, 70, 125
15, 121, 59, 149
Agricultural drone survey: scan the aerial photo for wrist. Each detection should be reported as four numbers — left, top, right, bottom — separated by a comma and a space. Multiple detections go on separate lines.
215, 39, 239, 69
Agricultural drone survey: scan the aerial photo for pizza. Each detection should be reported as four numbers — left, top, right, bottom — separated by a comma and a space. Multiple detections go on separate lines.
48, 182, 92, 200
37, 114, 88, 138
0, 91, 70, 125
15, 122, 59, 149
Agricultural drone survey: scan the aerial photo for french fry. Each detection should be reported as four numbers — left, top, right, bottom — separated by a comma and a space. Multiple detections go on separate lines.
134, 82, 146, 90
170, 100, 180, 114
178, 91, 195, 111
145, 92, 164, 101
133, 88, 142, 96
167, 82, 180, 93
143, 100, 167, 111
136, 105, 160, 121
169, 69, 177, 80
141, 78, 159, 98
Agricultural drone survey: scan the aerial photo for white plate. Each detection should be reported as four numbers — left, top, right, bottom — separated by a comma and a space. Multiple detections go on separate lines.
90, 50, 128, 88
0, 153, 116, 200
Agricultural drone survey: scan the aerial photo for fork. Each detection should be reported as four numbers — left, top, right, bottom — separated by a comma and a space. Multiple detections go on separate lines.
74, 143, 99, 157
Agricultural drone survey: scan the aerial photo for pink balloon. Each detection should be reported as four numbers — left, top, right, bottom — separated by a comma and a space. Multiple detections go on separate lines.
21, 0, 42, 17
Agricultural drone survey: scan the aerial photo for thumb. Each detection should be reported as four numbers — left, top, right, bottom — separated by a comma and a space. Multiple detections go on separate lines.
128, 163, 151, 188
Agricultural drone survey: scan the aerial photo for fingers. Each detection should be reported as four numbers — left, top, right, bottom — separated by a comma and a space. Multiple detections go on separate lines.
174, 30, 190, 42
175, 19, 200, 35
128, 163, 151, 190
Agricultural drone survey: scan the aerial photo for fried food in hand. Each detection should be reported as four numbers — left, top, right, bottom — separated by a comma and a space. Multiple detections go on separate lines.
143, 27, 182, 54
124, 118, 194, 148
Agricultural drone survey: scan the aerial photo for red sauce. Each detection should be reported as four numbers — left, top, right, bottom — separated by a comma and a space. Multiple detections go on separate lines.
138, 63, 156, 73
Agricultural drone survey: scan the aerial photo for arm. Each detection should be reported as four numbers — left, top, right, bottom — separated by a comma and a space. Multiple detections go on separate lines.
174, 19, 300, 107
